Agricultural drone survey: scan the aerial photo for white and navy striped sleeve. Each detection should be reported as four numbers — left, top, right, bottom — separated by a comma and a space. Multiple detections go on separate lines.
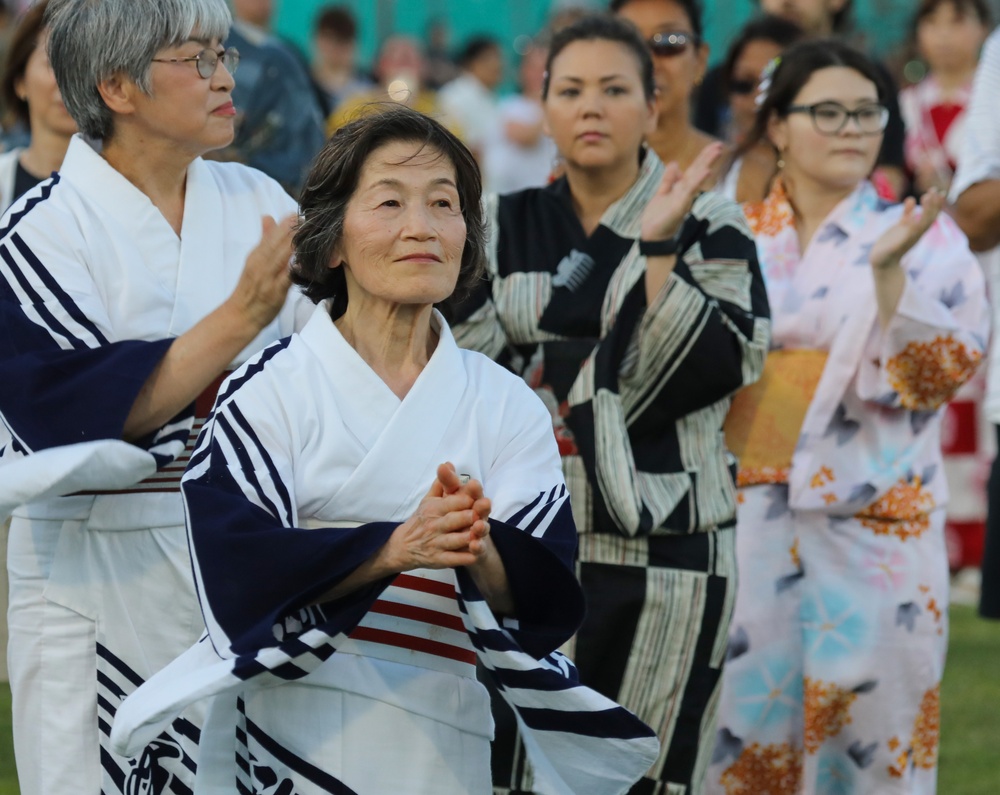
0, 183, 188, 467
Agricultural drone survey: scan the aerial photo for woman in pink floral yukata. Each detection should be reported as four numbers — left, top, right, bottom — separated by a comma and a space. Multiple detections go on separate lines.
708, 40, 989, 795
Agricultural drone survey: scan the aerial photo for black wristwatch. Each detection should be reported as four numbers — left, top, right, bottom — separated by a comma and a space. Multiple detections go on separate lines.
638, 237, 680, 257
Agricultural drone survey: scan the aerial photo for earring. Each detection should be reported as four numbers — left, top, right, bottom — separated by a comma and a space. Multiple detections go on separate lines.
776, 149, 785, 170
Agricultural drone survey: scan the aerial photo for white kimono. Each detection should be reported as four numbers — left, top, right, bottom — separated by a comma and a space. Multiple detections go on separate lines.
111, 304, 661, 795
0, 134, 308, 794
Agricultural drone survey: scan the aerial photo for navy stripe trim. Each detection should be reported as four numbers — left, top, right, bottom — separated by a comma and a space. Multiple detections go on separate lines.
229, 402, 294, 526
12, 231, 110, 345
504, 490, 544, 528
214, 412, 285, 523
96, 643, 144, 688
0, 173, 58, 240
517, 704, 657, 739
244, 715, 361, 794
214, 337, 292, 411
100, 747, 126, 790
0, 244, 87, 349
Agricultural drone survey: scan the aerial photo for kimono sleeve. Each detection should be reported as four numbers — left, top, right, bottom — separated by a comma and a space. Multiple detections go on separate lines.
0, 215, 181, 465
181, 353, 397, 659
856, 213, 990, 411
618, 191, 771, 420
468, 374, 585, 658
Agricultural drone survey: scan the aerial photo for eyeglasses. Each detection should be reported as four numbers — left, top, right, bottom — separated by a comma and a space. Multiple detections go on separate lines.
729, 78, 756, 96
647, 31, 699, 58
784, 101, 889, 135
151, 46, 240, 79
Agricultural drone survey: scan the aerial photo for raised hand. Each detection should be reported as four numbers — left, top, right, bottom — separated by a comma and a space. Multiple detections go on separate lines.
640, 142, 724, 243
436, 462, 492, 555
870, 189, 945, 271
228, 214, 296, 331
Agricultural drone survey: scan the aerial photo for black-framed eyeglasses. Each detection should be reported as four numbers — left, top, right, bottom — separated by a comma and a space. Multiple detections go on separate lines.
151, 46, 240, 79
728, 78, 756, 96
647, 31, 699, 58
784, 101, 889, 135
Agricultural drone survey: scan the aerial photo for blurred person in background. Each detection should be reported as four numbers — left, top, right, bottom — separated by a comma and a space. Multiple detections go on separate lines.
715, 14, 804, 202
612, 0, 721, 179
439, 35, 504, 170
452, 15, 769, 793
219, 0, 325, 194
310, 5, 372, 117
424, 16, 459, 90
484, 40, 556, 194
0, 0, 310, 791
950, 27, 1000, 621
328, 35, 456, 137
900, 0, 991, 196
0, 0, 75, 211
708, 39, 988, 794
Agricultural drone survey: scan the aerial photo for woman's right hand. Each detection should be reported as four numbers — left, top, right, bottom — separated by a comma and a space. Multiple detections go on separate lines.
228, 215, 296, 332
384, 463, 490, 572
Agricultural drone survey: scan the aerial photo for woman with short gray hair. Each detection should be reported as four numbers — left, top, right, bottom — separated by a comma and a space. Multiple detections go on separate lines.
0, 0, 308, 792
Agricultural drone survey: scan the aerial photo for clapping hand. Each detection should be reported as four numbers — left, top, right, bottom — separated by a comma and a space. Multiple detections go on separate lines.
640, 142, 724, 243
870, 188, 945, 271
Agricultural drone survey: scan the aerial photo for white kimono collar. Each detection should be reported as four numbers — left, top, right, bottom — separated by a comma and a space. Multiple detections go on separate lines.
298, 303, 470, 520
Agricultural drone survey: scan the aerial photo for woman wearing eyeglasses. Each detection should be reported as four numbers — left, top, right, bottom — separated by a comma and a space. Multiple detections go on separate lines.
707, 40, 988, 794
611, 0, 719, 178
451, 14, 770, 794
0, 1, 308, 793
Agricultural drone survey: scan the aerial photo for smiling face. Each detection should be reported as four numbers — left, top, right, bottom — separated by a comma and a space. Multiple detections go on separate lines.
543, 38, 656, 173
334, 140, 467, 311
129, 36, 236, 156
768, 66, 882, 193
17, 28, 77, 138
614, 0, 708, 120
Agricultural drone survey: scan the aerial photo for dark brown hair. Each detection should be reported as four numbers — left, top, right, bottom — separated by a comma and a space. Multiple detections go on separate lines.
292, 103, 486, 318
915, 0, 991, 27
2, 0, 49, 129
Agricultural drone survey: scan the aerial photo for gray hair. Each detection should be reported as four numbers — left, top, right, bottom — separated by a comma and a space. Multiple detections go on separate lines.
45, 0, 231, 141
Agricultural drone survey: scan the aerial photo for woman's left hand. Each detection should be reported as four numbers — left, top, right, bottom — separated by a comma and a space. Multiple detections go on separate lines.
640, 142, 724, 242
870, 188, 945, 271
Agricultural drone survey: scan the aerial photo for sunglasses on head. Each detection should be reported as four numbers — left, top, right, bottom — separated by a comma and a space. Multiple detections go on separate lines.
647, 31, 699, 58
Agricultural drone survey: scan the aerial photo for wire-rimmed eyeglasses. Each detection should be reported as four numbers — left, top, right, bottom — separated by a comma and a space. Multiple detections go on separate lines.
151, 46, 240, 79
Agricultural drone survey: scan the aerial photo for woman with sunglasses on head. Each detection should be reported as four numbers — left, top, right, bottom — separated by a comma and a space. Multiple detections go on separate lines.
0, 0, 309, 792
611, 0, 720, 180
451, 14, 770, 794
707, 39, 988, 795
715, 14, 803, 202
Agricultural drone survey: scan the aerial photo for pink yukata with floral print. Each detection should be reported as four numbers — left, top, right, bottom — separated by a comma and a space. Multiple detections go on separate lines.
707, 178, 990, 795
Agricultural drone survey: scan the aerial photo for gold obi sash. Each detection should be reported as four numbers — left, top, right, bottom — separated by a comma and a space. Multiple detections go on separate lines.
724, 349, 828, 487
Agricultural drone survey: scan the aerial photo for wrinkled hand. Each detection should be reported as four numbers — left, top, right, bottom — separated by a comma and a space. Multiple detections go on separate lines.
228, 214, 296, 331
870, 189, 944, 271
386, 463, 492, 572
640, 142, 724, 243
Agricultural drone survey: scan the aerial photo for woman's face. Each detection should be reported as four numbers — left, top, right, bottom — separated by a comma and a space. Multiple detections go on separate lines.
769, 66, 883, 193
614, 0, 708, 121
130, 35, 236, 156
16, 29, 77, 138
729, 38, 783, 142
334, 140, 467, 311
543, 38, 656, 172
917, 2, 988, 75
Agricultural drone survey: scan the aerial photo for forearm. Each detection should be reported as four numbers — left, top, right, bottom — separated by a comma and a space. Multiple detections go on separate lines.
466, 536, 514, 616
318, 545, 399, 602
951, 181, 1000, 251
122, 299, 263, 441
873, 262, 907, 328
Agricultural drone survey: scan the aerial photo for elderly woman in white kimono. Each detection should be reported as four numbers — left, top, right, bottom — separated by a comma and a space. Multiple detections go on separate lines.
0, 0, 310, 792
110, 105, 661, 795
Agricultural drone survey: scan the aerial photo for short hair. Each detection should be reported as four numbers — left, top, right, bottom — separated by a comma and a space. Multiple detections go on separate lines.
722, 14, 804, 89
2, 0, 49, 129
742, 38, 888, 154
45, 0, 231, 141
456, 35, 500, 68
314, 5, 357, 41
542, 14, 656, 101
292, 104, 486, 318
609, 0, 704, 41
915, 0, 991, 27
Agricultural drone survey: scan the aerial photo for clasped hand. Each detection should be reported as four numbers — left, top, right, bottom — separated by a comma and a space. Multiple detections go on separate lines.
386, 463, 493, 572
